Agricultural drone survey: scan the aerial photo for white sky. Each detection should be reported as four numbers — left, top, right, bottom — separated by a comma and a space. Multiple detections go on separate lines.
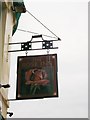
8, 0, 88, 118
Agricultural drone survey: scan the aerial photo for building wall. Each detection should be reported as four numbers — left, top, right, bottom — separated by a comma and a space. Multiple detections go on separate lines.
0, 1, 15, 118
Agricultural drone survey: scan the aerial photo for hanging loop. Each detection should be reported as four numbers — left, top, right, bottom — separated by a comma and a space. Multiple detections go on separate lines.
47, 49, 50, 55
25, 51, 28, 56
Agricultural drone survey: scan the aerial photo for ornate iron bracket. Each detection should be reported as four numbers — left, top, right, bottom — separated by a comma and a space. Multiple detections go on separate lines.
8, 35, 60, 53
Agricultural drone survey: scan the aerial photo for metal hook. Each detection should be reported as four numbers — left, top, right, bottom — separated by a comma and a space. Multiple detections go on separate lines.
25, 51, 28, 56
47, 49, 50, 55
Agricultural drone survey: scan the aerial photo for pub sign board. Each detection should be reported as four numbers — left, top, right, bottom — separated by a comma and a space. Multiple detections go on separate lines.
16, 54, 58, 100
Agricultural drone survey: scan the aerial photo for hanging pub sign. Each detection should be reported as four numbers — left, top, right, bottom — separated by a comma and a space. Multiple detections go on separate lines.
7, 8, 61, 101
16, 54, 58, 100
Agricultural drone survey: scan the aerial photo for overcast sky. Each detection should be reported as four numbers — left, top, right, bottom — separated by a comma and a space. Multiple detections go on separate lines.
8, 0, 88, 118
